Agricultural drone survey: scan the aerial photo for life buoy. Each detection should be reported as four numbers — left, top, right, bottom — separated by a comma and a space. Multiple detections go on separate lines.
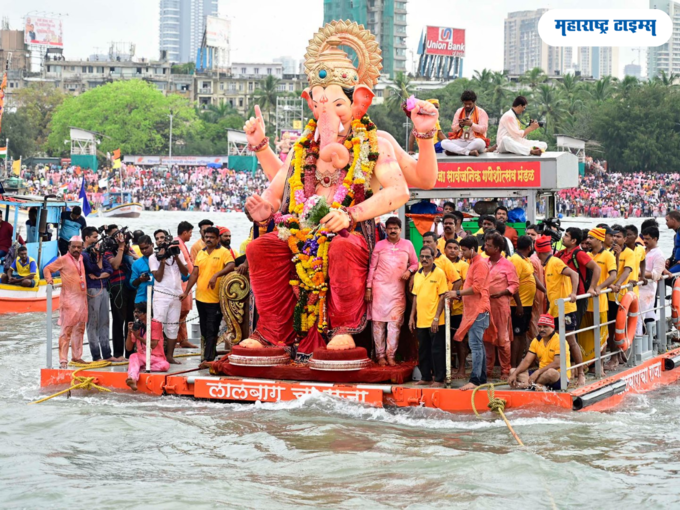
614, 292, 638, 351
672, 278, 680, 327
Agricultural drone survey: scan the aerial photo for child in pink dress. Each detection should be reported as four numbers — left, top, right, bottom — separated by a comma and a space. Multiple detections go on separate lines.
125, 302, 170, 391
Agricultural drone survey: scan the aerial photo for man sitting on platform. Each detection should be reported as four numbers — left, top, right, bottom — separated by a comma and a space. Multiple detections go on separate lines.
1, 246, 38, 287
125, 302, 170, 391
441, 90, 488, 157
508, 314, 571, 390
495, 96, 548, 156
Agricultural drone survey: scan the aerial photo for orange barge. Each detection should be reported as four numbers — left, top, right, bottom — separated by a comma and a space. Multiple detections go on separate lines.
38, 344, 680, 412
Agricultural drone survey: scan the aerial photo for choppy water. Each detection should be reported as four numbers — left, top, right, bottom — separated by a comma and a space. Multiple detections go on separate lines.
2, 212, 680, 508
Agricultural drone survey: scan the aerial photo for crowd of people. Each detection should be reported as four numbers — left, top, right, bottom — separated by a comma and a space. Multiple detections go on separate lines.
4, 201, 677, 393
20, 164, 269, 212
557, 172, 680, 219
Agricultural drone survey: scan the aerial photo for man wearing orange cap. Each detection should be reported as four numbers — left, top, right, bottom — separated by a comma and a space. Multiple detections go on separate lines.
508, 314, 571, 390
44, 235, 89, 368
218, 226, 237, 260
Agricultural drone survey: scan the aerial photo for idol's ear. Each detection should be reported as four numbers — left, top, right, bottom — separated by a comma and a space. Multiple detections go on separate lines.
301, 88, 314, 112
351, 85, 375, 119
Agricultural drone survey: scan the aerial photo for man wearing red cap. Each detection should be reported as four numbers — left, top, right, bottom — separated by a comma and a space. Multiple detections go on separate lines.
508, 314, 571, 390
535, 235, 581, 383
218, 226, 237, 260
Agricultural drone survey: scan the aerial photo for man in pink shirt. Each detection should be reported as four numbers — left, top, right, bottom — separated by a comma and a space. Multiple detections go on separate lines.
452, 237, 494, 390
484, 232, 521, 378
366, 217, 418, 366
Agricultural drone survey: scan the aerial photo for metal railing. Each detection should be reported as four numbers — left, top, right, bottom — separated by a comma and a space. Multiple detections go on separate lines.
45, 283, 154, 372
555, 274, 675, 391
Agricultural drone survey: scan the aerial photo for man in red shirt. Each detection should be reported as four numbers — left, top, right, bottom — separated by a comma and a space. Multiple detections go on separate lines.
0, 217, 25, 258
495, 206, 518, 248
556, 227, 601, 386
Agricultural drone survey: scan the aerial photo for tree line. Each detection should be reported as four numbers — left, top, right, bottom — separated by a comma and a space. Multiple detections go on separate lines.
3, 68, 680, 173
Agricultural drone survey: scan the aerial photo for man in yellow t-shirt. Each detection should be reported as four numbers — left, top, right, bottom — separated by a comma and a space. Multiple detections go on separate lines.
606, 227, 636, 370
409, 246, 449, 387
421, 232, 461, 291
535, 236, 578, 317
181, 227, 235, 363
578, 228, 618, 367
624, 224, 646, 295
1, 246, 39, 287
190, 219, 215, 262
509, 236, 541, 367
508, 314, 571, 390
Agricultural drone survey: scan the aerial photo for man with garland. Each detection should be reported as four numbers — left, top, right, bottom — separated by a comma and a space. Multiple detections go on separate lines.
238, 22, 439, 361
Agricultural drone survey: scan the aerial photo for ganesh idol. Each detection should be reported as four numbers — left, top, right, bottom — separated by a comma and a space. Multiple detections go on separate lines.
240, 21, 439, 360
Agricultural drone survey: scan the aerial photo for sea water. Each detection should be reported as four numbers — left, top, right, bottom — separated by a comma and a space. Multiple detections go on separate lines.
1, 212, 680, 508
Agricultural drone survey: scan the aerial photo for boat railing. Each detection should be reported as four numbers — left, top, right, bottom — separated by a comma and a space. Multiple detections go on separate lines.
555, 273, 676, 391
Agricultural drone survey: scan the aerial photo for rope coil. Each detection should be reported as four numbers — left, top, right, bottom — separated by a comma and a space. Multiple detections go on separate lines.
471, 383, 524, 447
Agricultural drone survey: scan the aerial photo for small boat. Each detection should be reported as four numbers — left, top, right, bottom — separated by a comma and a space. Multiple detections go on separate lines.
0, 194, 79, 314
100, 191, 143, 218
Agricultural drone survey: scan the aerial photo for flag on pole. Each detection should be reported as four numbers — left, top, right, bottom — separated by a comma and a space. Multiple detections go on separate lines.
79, 177, 92, 217
0, 147, 6, 159
113, 149, 121, 160
59, 184, 68, 195
12, 158, 21, 175
113, 158, 121, 169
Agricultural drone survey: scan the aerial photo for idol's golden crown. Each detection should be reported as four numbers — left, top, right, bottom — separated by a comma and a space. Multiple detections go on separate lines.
304, 20, 382, 90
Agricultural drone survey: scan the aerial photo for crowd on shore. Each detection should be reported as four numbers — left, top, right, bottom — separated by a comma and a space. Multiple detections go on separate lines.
15, 163, 678, 219
557, 172, 680, 218
19, 164, 269, 212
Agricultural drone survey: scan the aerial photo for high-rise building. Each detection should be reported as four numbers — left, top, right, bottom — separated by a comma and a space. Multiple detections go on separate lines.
624, 63, 642, 79
577, 47, 619, 79
323, 0, 407, 78
648, 0, 680, 77
160, 0, 218, 63
504, 9, 569, 75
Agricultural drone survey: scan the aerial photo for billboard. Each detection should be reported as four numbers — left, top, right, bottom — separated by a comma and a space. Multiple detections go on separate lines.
424, 26, 465, 57
205, 16, 230, 48
24, 16, 63, 47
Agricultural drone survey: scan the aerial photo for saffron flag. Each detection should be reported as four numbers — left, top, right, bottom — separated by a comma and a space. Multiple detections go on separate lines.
113, 148, 121, 160
12, 158, 20, 175
0, 147, 6, 158
78, 177, 92, 217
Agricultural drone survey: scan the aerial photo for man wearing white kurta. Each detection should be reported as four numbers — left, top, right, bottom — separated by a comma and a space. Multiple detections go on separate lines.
149, 247, 189, 364
496, 96, 548, 156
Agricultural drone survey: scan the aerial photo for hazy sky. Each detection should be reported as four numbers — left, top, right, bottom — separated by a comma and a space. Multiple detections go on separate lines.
6, 0, 649, 78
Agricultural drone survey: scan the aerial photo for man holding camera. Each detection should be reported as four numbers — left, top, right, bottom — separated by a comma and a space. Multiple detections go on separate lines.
125, 302, 170, 391
82, 226, 115, 362
104, 226, 136, 360
441, 90, 489, 157
130, 236, 155, 303
149, 232, 189, 364
495, 96, 548, 157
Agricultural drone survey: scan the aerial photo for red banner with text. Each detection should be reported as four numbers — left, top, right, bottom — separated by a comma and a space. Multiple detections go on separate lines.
434, 161, 541, 188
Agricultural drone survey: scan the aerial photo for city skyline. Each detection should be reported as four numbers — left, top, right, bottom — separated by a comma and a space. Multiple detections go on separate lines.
4, 0, 646, 78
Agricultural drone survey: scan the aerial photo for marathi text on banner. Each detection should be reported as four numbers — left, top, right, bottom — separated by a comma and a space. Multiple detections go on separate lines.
434, 161, 541, 189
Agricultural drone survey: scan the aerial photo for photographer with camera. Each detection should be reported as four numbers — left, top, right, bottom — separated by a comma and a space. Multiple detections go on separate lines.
104, 225, 136, 360
495, 96, 548, 157
81, 226, 115, 362
124, 302, 170, 391
130, 236, 155, 304
149, 230, 189, 364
